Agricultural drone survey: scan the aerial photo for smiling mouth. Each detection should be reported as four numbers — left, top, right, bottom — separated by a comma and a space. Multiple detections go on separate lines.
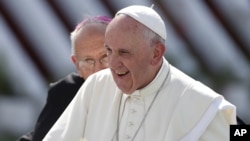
116, 71, 129, 77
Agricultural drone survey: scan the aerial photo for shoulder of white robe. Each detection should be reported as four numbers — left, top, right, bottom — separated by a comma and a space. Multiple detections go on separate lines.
179, 96, 236, 141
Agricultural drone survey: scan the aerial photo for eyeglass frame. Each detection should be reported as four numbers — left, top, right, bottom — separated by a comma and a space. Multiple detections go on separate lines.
76, 55, 108, 69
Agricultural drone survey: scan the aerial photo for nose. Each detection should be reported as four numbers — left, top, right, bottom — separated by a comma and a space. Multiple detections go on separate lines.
108, 54, 121, 69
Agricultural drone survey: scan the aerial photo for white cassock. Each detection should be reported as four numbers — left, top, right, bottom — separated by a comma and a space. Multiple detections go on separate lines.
43, 58, 236, 141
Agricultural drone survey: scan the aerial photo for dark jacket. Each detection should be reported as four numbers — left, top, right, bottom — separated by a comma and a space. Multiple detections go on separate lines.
17, 73, 84, 141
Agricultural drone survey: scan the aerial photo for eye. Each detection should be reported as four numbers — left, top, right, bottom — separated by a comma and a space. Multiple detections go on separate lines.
106, 47, 112, 55
100, 55, 108, 64
78, 58, 95, 68
84, 58, 95, 64
119, 49, 130, 55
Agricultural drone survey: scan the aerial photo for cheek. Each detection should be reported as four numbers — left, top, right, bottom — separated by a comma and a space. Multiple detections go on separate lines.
78, 68, 93, 79
132, 56, 152, 77
128, 58, 147, 77
136, 54, 151, 68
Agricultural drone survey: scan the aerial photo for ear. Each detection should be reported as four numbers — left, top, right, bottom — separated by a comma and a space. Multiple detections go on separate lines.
71, 55, 80, 71
71, 55, 83, 77
71, 55, 77, 65
151, 43, 165, 65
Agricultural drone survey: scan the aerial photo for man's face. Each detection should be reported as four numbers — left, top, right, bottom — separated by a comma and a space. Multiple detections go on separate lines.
72, 23, 108, 79
105, 16, 156, 94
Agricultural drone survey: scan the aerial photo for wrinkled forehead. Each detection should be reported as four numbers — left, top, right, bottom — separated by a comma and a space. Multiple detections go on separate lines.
110, 15, 140, 29
105, 16, 149, 52
106, 15, 144, 41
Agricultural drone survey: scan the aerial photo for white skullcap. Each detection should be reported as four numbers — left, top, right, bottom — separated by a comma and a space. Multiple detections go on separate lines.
116, 5, 167, 40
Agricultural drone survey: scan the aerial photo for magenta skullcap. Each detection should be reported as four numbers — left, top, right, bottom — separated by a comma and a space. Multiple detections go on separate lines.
116, 5, 167, 40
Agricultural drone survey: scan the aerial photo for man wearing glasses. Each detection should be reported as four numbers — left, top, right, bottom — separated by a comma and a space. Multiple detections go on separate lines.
17, 16, 111, 141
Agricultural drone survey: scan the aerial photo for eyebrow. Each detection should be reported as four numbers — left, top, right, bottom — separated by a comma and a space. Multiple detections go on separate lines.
104, 44, 133, 52
81, 52, 107, 59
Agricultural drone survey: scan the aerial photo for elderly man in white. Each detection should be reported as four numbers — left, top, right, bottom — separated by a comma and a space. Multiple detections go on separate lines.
43, 5, 236, 141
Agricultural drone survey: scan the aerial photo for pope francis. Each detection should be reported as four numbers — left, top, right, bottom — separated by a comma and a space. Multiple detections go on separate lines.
43, 5, 236, 141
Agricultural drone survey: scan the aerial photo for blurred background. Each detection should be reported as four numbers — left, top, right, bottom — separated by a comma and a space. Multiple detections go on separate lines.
0, 0, 249, 140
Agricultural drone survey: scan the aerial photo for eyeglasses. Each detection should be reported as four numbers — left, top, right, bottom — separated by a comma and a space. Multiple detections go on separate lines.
77, 56, 108, 69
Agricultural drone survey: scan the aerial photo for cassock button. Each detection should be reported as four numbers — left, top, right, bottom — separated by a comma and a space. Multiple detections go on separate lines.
132, 97, 141, 101
128, 121, 134, 126
125, 135, 132, 140
130, 109, 136, 113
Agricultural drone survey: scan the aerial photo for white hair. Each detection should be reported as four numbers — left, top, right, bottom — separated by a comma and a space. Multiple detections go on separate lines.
70, 16, 111, 55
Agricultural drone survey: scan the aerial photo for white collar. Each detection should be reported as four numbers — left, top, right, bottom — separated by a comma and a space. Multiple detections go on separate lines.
128, 57, 170, 97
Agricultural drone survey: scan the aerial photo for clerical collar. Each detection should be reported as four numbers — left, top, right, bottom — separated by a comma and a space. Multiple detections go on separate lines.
125, 57, 170, 97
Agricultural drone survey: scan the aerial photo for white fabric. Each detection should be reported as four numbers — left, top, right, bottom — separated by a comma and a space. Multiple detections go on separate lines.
116, 5, 167, 40
179, 96, 223, 141
43, 58, 236, 141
